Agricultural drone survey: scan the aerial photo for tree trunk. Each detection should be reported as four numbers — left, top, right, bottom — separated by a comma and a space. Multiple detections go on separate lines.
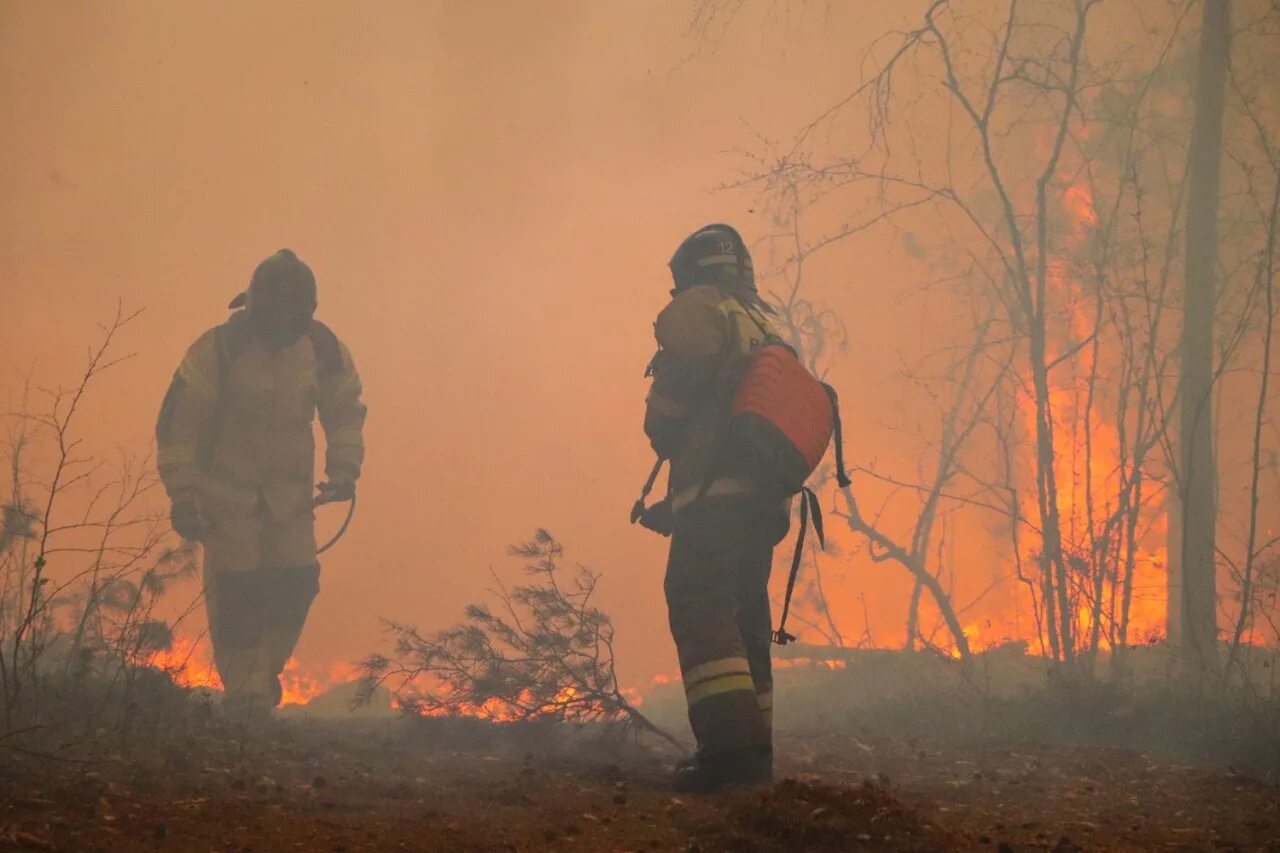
1175, 0, 1230, 678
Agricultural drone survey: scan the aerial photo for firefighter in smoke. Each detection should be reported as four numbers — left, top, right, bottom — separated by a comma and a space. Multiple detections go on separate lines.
637, 224, 792, 792
155, 249, 366, 712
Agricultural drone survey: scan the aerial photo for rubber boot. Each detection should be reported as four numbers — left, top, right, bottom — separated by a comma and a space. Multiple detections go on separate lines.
672, 745, 772, 794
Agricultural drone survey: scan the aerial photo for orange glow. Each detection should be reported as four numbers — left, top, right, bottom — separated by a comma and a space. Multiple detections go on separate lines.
279, 658, 364, 706
789, 121, 1180, 664
142, 634, 363, 705
11, 2, 1276, 710
1008, 140, 1169, 656
145, 634, 221, 690
142, 634, 642, 719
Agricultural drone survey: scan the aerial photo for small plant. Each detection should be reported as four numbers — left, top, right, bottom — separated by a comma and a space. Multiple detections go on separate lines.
362, 529, 683, 751
1, 305, 198, 743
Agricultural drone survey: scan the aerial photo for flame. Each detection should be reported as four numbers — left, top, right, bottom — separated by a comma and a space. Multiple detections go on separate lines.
278, 658, 363, 706
135, 132, 1271, 702
144, 634, 636, 720
142, 633, 362, 705
146, 633, 221, 689
780, 117, 1195, 664
1007, 139, 1170, 657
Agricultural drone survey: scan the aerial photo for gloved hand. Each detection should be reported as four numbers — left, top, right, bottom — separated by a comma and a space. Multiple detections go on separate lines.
170, 499, 207, 542
635, 497, 674, 537
314, 479, 356, 506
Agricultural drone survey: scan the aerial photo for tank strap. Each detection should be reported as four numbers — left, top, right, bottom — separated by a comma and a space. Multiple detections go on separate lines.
774, 486, 825, 646
727, 292, 786, 349
823, 383, 852, 488
308, 321, 344, 377
198, 317, 253, 468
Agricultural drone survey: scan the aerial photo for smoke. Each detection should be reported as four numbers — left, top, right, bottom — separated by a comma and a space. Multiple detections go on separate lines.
0, 2, 936, 689
5, 1, 1275, 697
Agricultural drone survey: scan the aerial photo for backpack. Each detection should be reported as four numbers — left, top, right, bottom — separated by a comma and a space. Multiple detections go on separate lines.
730, 341, 847, 498
727, 297, 850, 500
728, 304, 851, 645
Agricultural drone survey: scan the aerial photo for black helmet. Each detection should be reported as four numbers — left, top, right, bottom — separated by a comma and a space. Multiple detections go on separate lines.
668, 223, 774, 313
228, 249, 317, 346
228, 249, 317, 312
668, 223, 754, 292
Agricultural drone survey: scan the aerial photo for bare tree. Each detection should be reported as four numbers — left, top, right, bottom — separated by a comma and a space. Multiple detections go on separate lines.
1172, 0, 1233, 677
1222, 31, 1280, 676
708, 0, 1265, 677
0, 305, 193, 736
835, 320, 1012, 663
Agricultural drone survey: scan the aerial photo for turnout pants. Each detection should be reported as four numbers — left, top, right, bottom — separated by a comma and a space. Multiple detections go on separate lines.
665, 506, 775, 759
202, 494, 320, 707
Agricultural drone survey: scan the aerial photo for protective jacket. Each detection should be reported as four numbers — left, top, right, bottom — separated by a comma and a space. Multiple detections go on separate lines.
156, 312, 366, 571
644, 283, 787, 526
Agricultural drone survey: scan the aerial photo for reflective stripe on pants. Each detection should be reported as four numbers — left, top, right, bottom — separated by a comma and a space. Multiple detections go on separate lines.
665, 514, 774, 758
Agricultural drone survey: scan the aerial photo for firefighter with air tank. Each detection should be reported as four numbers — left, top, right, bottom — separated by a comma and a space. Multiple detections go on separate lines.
634, 223, 844, 793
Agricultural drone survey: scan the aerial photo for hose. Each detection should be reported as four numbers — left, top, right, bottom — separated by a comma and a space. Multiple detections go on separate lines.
316, 494, 357, 555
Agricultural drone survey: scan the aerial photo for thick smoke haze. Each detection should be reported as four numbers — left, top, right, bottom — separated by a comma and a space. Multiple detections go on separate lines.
1, 2, 934, 687
5, 4, 1280, 847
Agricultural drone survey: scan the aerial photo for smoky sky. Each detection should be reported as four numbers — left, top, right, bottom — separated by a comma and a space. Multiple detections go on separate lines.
1, 1, 969, 685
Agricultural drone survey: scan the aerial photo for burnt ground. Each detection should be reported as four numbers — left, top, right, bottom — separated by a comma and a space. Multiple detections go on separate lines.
1, 707, 1278, 852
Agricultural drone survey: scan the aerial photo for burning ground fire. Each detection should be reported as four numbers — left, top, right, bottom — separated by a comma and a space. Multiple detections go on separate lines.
146, 634, 363, 707
147, 636, 600, 719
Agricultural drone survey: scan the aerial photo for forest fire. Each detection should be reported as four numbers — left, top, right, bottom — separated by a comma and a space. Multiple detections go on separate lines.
1017, 152, 1172, 658
3, 1, 1279, 848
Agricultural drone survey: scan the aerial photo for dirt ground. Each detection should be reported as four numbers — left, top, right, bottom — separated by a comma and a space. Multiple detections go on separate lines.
2, 703, 1278, 853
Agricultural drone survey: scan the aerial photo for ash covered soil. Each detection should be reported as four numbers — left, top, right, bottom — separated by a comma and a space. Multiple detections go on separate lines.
2, 702, 1277, 852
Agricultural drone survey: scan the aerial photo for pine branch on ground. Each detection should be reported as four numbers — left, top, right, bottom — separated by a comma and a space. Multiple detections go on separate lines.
361, 529, 684, 753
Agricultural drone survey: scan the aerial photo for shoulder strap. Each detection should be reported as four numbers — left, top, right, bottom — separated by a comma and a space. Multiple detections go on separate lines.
196, 315, 252, 471
308, 321, 344, 378
213, 324, 229, 394
726, 292, 789, 352
823, 384, 852, 489
198, 324, 229, 472
214, 314, 253, 389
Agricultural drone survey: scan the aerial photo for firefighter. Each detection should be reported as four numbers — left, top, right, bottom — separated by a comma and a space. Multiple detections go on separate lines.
639, 224, 790, 792
156, 249, 366, 714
